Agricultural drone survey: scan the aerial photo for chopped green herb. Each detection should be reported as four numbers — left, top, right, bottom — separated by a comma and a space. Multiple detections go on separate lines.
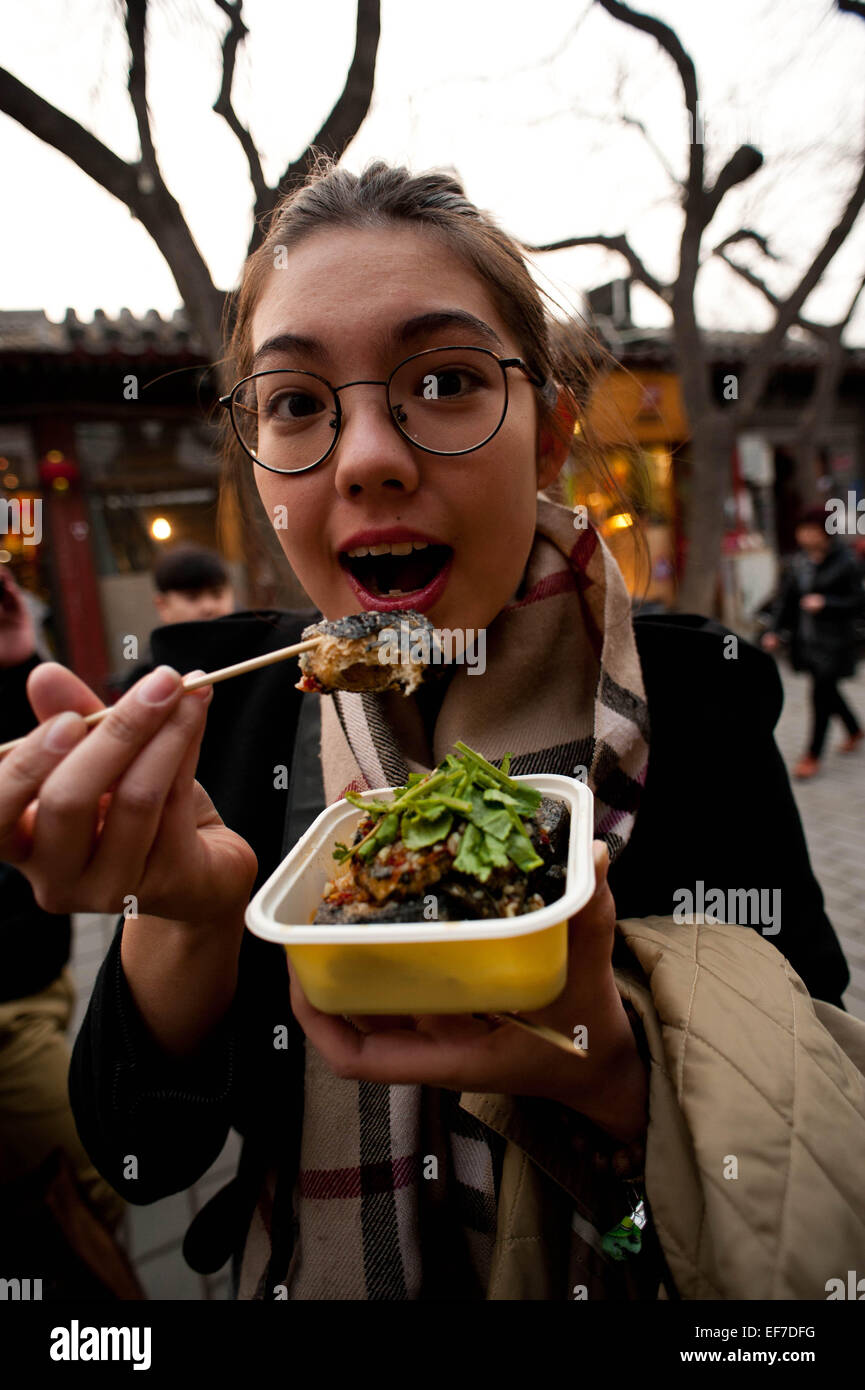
335, 741, 544, 886
402, 808, 453, 848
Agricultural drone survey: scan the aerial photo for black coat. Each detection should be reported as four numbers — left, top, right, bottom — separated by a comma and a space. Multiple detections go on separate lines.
769, 544, 864, 681
0, 654, 71, 1002
68, 610, 850, 1276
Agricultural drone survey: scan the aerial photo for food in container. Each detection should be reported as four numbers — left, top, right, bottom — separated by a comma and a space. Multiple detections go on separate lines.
315, 743, 569, 925
245, 744, 595, 1015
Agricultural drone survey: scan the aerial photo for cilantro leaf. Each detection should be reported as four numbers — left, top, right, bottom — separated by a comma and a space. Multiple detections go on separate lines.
356, 812, 399, 861
505, 828, 544, 874
453, 823, 492, 881
401, 808, 453, 848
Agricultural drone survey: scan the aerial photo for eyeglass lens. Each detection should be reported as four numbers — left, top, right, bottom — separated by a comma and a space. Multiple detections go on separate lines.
232, 347, 507, 472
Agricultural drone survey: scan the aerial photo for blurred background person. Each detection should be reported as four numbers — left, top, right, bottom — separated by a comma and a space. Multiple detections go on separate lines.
762, 506, 865, 779
151, 545, 235, 626
117, 545, 235, 692
0, 568, 139, 1296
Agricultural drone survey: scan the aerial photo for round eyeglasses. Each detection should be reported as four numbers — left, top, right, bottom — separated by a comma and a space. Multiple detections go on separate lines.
220, 345, 555, 475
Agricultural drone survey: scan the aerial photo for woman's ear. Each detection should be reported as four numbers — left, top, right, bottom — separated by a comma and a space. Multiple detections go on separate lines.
537, 387, 578, 489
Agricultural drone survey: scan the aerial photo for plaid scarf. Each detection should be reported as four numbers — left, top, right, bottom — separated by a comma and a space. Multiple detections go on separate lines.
242, 498, 650, 1300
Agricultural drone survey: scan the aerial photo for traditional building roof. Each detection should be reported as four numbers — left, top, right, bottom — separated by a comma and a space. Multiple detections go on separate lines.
1, 308, 863, 374
0, 308, 200, 357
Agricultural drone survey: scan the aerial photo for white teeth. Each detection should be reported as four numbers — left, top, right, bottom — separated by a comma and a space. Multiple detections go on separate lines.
345, 539, 435, 558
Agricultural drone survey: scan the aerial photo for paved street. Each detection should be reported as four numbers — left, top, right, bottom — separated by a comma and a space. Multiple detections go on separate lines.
771, 662, 865, 1022
66, 658, 865, 1297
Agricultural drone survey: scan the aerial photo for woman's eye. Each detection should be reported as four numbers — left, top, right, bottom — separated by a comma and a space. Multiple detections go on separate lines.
416, 368, 482, 400
264, 391, 324, 422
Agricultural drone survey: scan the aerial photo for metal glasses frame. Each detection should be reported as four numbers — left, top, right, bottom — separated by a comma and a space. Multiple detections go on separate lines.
219, 344, 555, 475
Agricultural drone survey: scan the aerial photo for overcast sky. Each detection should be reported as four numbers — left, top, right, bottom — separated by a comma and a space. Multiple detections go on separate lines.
3, 0, 865, 342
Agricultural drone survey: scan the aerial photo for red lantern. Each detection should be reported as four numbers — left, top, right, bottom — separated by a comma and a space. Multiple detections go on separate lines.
39, 451, 80, 487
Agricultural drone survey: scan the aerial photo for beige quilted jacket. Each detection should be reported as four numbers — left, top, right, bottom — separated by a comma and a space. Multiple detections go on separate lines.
461, 915, 865, 1300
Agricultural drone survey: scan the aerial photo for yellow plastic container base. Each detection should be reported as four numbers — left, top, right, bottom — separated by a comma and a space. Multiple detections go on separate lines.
246, 773, 595, 1016
285, 920, 569, 1015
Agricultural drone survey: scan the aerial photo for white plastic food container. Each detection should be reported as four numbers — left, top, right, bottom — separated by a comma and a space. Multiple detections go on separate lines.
245, 773, 595, 1014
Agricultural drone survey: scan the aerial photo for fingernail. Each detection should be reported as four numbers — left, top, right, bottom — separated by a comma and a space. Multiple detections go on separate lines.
184, 670, 213, 701
45, 711, 85, 752
136, 665, 180, 705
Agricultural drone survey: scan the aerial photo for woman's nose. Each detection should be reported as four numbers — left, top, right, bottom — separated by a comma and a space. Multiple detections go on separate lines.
331, 387, 421, 498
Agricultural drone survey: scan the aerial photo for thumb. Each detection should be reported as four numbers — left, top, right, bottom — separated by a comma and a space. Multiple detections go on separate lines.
592, 839, 611, 887
27, 662, 104, 723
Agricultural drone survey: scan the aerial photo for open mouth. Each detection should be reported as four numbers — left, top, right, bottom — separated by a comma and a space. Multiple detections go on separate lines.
339, 540, 453, 612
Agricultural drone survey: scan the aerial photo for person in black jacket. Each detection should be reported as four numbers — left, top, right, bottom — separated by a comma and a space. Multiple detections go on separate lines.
0, 570, 123, 1234
0, 161, 853, 1300
114, 545, 235, 695
762, 506, 864, 779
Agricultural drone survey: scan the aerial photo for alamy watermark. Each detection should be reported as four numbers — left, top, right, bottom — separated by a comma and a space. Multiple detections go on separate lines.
826, 1270, 865, 1299
686, 99, 758, 150
378, 624, 487, 676
673, 881, 781, 936
0, 1276, 42, 1300
0, 497, 42, 545
49, 1321, 151, 1370
825, 492, 865, 535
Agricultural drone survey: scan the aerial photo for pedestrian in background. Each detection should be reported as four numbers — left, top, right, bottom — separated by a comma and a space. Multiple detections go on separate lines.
0, 568, 139, 1297
118, 545, 235, 692
762, 505, 865, 779
151, 545, 235, 625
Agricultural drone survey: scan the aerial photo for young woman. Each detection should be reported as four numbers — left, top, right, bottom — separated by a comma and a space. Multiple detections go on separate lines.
1, 162, 862, 1301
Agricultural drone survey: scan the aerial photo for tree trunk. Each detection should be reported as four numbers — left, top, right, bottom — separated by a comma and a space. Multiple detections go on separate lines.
134, 185, 226, 366
675, 413, 735, 614
789, 440, 823, 513
789, 327, 847, 512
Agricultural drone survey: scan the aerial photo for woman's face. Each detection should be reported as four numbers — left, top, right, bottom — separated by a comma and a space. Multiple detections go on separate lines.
249, 224, 562, 632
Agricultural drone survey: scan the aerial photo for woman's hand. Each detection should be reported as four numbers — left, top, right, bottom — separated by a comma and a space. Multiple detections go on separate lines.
0, 661, 257, 926
760, 631, 780, 652
287, 842, 647, 1142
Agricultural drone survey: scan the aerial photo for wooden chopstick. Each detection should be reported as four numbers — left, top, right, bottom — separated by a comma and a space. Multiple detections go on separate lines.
482, 1013, 588, 1058
0, 636, 322, 757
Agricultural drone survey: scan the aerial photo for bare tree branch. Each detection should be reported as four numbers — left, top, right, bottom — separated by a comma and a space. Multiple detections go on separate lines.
212, 0, 267, 206
702, 144, 763, 225
839, 267, 865, 327
526, 232, 671, 304
618, 112, 683, 189
596, 0, 702, 202
595, 2, 710, 418
738, 148, 865, 413
125, 0, 158, 173
713, 245, 862, 346
0, 63, 223, 360
0, 64, 138, 205
790, 268, 865, 502
279, 0, 380, 189
713, 228, 780, 259
714, 248, 782, 307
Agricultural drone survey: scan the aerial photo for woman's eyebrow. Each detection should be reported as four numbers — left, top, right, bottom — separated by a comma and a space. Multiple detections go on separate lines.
252, 332, 329, 369
394, 310, 504, 350
251, 311, 503, 371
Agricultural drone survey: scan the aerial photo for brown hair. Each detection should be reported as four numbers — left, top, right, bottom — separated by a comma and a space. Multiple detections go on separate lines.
219, 157, 645, 591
